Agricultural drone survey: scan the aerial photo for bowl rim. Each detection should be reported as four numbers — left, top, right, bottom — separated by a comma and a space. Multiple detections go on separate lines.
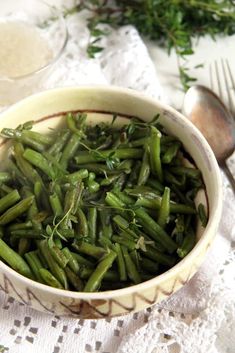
0, 1, 68, 81
0, 85, 223, 300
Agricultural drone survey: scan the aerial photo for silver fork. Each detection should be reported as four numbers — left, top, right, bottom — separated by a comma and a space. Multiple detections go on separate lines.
209, 58, 235, 185
209, 58, 235, 117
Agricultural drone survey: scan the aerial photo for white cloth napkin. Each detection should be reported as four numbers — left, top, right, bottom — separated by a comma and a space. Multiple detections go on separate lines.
0, 9, 235, 353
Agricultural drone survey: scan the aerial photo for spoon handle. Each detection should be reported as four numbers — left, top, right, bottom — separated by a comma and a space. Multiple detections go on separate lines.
221, 162, 235, 195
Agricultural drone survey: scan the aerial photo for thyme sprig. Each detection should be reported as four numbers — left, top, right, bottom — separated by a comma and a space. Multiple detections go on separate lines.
74, 0, 235, 90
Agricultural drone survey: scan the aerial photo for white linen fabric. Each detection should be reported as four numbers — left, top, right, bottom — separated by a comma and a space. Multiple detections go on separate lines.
0, 9, 234, 353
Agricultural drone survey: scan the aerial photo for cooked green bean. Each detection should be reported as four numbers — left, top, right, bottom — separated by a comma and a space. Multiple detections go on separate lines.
177, 229, 196, 258
38, 240, 68, 289
76, 208, 89, 237
0, 196, 34, 225
75, 148, 142, 164
48, 239, 69, 268
0, 190, 21, 214
157, 187, 170, 228
113, 243, 127, 281
0, 172, 11, 184
137, 146, 150, 186
198, 203, 208, 227
47, 130, 70, 156
74, 241, 106, 259
18, 238, 31, 256
149, 126, 163, 182
122, 246, 141, 284
39, 268, 63, 289
0, 238, 33, 279
80, 267, 119, 281
25, 251, 44, 282
88, 207, 97, 241
62, 247, 80, 274
60, 133, 81, 169
84, 250, 117, 292
64, 266, 83, 291
23, 148, 55, 179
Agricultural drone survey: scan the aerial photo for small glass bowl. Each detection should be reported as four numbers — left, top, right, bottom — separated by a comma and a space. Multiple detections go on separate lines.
0, 0, 68, 106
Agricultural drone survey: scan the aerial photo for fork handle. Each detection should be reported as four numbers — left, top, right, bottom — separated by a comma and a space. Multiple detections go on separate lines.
221, 161, 235, 195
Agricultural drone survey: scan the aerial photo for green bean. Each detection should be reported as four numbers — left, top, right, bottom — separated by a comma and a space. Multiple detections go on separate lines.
112, 188, 134, 205
134, 207, 177, 253
198, 203, 208, 227
47, 130, 70, 155
76, 208, 89, 237
140, 257, 159, 274
23, 148, 55, 179
25, 251, 44, 282
146, 178, 165, 193
0, 184, 14, 194
38, 240, 68, 289
49, 193, 63, 217
135, 196, 196, 214
62, 247, 80, 274
122, 246, 141, 284
75, 148, 142, 164
0, 190, 21, 214
48, 239, 69, 268
10, 229, 42, 239
18, 238, 31, 256
8, 221, 33, 232
112, 235, 136, 250
70, 251, 95, 268
157, 187, 170, 228
66, 112, 86, 136
142, 245, 176, 266
64, 180, 83, 215
0, 226, 4, 239
13, 142, 43, 185
64, 266, 83, 291
1, 128, 46, 152
60, 169, 89, 184
149, 126, 163, 182
0, 172, 11, 184
137, 146, 150, 186
162, 142, 181, 164
128, 137, 150, 147
39, 269, 63, 289
129, 249, 140, 271
86, 173, 100, 193
84, 250, 117, 292
126, 160, 142, 187
80, 267, 119, 281
113, 243, 127, 281
0, 196, 34, 225
177, 229, 196, 258
87, 207, 97, 241
74, 241, 106, 259
60, 133, 81, 169
0, 238, 33, 279
169, 166, 201, 179
105, 192, 125, 210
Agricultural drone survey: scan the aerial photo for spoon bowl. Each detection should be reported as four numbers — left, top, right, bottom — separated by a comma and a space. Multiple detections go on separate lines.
183, 85, 235, 163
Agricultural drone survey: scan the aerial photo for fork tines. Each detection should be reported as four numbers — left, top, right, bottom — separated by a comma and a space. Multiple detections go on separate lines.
209, 58, 235, 115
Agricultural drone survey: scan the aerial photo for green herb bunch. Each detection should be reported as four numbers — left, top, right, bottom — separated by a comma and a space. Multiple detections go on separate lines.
74, 0, 235, 90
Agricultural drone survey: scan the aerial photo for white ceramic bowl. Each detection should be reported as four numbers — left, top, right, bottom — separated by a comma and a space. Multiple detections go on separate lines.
0, 86, 222, 318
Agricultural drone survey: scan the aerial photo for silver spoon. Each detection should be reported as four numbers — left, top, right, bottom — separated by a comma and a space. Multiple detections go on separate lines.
183, 85, 235, 192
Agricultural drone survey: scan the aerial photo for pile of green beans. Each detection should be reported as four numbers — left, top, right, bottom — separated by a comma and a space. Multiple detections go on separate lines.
0, 113, 207, 292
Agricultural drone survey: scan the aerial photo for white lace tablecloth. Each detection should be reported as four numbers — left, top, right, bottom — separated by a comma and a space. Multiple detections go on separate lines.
0, 6, 235, 353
